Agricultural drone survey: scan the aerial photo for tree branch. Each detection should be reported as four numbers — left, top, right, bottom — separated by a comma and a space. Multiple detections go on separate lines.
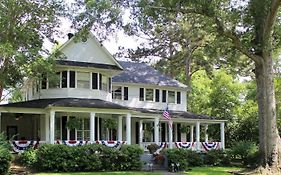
263, 0, 281, 46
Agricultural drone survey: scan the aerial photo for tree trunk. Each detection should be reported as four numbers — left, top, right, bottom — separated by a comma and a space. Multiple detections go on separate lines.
0, 84, 3, 101
255, 54, 281, 173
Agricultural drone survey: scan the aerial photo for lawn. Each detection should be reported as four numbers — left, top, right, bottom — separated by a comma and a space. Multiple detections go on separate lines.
185, 166, 243, 175
36, 172, 161, 175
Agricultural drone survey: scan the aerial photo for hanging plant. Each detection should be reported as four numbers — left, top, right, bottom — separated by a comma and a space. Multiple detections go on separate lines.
103, 118, 117, 129
180, 124, 190, 133
66, 118, 81, 130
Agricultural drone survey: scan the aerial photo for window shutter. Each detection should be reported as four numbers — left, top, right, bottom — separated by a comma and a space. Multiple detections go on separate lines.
162, 90, 167, 102
99, 74, 102, 90
124, 87, 128, 100
155, 89, 160, 102
139, 88, 144, 101
108, 77, 112, 92
177, 92, 181, 104
92, 73, 98, 89
70, 71, 75, 88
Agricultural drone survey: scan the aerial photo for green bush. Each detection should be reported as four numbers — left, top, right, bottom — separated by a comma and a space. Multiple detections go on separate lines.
20, 149, 38, 167
231, 141, 258, 166
203, 149, 230, 166
166, 149, 203, 171
0, 147, 13, 175
34, 144, 143, 172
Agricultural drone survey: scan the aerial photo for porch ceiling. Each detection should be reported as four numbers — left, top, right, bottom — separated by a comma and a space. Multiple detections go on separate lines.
0, 98, 129, 110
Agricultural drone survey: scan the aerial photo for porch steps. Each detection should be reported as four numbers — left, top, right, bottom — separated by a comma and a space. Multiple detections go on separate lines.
140, 153, 167, 171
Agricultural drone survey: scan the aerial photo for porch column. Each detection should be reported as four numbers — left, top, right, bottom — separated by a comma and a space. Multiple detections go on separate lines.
0, 112, 1, 132
205, 124, 208, 142
154, 117, 159, 144
49, 110, 55, 144
97, 117, 100, 140
196, 122, 200, 151
118, 116, 123, 141
90, 112, 95, 142
168, 121, 173, 148
126, 113, 131, 145
174, 123, 178, 142
220, 122, 225, 150
139, 120, 143, 145
190, 125, 194, 142
45, 113, 50, 142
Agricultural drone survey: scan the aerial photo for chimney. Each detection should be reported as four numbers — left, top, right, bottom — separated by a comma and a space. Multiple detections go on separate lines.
67, 33, 74, 40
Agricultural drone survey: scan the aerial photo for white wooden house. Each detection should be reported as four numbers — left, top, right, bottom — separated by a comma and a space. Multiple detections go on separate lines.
0, 33, 226, 153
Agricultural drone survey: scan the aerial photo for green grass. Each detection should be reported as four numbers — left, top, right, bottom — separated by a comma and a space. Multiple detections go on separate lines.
185, 166, 243, 175
36, 172, 161, 175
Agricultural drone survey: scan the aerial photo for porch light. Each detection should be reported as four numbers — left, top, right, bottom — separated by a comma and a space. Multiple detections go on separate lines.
15, 114, 23, 121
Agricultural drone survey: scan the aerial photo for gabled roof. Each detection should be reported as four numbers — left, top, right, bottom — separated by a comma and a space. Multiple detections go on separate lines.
58, 32, 123, 70
112, 61, 187, 88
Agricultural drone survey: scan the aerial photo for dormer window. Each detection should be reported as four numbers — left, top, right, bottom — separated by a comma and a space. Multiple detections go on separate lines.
77, 72, 89, 89
145, 89, 154, 101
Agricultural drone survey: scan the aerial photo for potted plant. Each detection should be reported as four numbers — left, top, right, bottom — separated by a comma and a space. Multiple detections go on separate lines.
147, 143, 159, 154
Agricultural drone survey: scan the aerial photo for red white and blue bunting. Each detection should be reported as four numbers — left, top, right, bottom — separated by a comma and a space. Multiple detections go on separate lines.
96, 140, 126, 148
61, 140, 88, 146
11, 140, 34, 153
201, 142, 220, 151
175, 142, 194, 149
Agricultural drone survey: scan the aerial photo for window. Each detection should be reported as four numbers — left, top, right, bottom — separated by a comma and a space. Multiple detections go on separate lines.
49, 72, 60, 89
177, 92, 181, 104
102, 75, 108, 91
99, 74, 102, 90
139, 88, 144, 101
92, 73, 98, 89
112, 86, 122, 99
76, 118, 90, 140
155, 89, 160, 102
41, 74, 47, 89
108, 77, 112, 92
62, 71, 67, 88
77, 72, 90, 88
168, 91, 175, 103
70, 71, 75, 88
162, 90, 167, 103
145, 89, 154, 101
124, 87, 128, 100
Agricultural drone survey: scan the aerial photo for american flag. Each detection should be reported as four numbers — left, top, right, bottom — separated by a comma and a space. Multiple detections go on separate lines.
163, 105, 172, 129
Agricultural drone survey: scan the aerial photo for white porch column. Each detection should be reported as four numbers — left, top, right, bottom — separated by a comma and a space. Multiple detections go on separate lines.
205, 124, 208, 142
220, 122, 225, 150
45, 113, 50, 142
118, 116, 123, 141
0, 112, 2, 132
139, 120, 143, 145
97, 117, 100, 140
168, 121, 173, 148
154, 117, 159, 144
190, 125, 194, 142
49, 110, 55, 144
90, 112, 95, 142
196, 122, 200, 151
174, 123, 178, 142
126, 113, 131, 145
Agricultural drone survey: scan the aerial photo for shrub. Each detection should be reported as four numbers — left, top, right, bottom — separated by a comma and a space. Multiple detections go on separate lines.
20, 149, 38, 167
166, 149, 203, 171
231, 141, 258, 166
0, 147, 13, 175
120, 144, 143, 170
204, 149, 230, 166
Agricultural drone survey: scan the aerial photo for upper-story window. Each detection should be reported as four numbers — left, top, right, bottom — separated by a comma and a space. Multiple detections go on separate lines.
176, 91, 181, 104
62, 71, 67, 88
77, 72, 90, 88
92, 73, 98, 89
155, 89, 160, 102
49, 72, 60, 89
139, 88, 144, 101
145, 89, 154, 101
168, 91, 175, 103
162, 90, 167, 103
113, 86, 128, 100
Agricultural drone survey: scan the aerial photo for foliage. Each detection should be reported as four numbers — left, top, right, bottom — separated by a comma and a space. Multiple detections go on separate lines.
20, 149, 38, 167
166, 149, 203, 171
103, 118, 118, 130
30, 144, 143, 172
147, 144, 159, 154
0, 132, 11, 150
231, 141, 259, 166
203, 150, 230, 166
66, 118, 81, 130
0, 147, 13, 175
0, 0, 67, 100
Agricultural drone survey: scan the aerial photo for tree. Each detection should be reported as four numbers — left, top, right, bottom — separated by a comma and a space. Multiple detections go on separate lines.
0, 0, 66, 101
139, 0, 281, 172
